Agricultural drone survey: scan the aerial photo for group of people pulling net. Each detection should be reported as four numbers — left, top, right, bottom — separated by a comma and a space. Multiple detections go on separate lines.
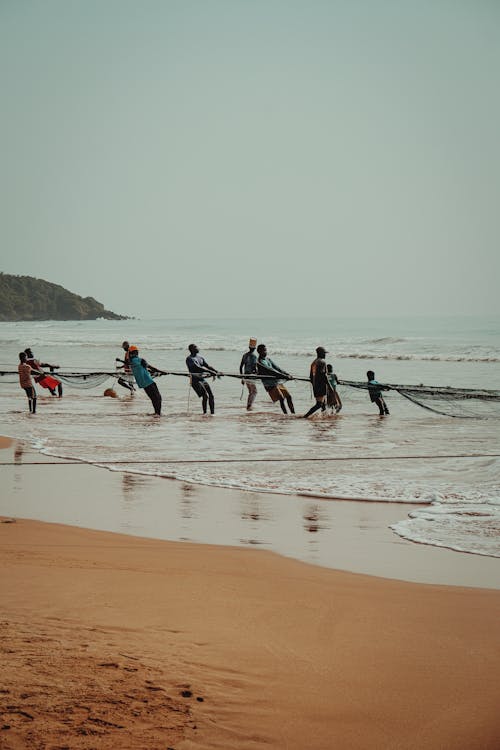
7, 338, 500, 419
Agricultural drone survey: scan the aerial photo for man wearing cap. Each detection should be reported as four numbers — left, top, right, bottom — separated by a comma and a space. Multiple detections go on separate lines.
239, 338, 258, 410
128, 345, 162, 416
115, 340, 135, 393
186, 344, 219, 415
303, 346, 329, 418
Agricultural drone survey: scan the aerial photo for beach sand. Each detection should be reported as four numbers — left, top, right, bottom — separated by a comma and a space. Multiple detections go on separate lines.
1, 438, 500, 749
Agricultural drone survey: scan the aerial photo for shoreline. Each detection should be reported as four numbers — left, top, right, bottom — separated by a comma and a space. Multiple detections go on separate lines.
1, 437, 499, 588
2, 435, 500, 747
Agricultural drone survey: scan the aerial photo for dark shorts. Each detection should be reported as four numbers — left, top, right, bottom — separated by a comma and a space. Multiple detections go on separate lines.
191, 379, 211, 398
23, 386, 36, 399
313, 387, 327, 399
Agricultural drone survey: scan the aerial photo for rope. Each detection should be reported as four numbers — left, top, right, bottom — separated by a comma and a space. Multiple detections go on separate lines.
2, 453, 498, 466
187, 375, 191, 415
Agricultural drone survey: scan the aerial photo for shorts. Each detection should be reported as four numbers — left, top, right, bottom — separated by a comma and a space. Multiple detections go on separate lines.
313, 387, 327, 399
191, 379, 210, 398
266, 385, 290, 402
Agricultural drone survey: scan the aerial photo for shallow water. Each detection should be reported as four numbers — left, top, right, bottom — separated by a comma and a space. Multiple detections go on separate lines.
1, 316, 499, 557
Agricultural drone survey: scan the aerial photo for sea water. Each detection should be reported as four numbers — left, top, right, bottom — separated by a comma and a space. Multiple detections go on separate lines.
0, 315, 499, 559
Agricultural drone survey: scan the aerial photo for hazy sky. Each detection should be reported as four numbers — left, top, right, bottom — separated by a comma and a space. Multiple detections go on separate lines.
1, 1, 499, 319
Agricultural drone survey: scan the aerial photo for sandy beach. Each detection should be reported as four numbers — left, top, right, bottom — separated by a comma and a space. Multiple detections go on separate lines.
1, 437, 500, 749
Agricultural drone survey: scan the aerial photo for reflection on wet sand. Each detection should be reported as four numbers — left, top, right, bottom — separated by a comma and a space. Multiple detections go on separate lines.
180, 482, 198, 520
239, 493, 270, 547
303, 503, 329, 534
121, 471, 153, 501
13, 442, 25, 490
122, 472, 138, 497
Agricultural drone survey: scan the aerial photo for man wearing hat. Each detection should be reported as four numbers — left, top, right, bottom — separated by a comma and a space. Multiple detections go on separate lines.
239, 337, 258, 410
303, 346, 329, 418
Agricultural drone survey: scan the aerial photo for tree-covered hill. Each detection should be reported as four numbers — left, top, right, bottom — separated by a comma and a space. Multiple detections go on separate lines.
0, 274, 128, 321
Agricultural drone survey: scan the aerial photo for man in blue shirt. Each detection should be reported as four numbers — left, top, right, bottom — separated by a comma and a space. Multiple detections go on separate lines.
128, 345, 162, 416
367, 370, 390, 415
186, 344, 219, 415
239, 337, 258, 410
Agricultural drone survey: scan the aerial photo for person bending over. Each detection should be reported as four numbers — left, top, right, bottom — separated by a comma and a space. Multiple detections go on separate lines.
24, 348, 63, 397
128, 345, 163, 416
256, 344, 295, 414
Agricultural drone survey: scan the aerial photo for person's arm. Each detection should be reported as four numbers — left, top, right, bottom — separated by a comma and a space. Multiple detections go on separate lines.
269, 358, 291, 379
257, 358, 290, 380
28, 363, 44, 376
373, 379, 390, 391
142, 358, 160, 375
201, 357, 219, 376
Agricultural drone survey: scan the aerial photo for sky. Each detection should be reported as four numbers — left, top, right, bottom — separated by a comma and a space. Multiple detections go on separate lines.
1, 0, 499, 319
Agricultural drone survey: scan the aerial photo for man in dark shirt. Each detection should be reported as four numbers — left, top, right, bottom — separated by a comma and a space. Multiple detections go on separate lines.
186, 344, 219, 415
303, 346, 328, 418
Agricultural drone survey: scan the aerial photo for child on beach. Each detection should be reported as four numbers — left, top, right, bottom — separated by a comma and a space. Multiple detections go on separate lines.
366, 370, 390, 415
18, 352, 37, 414
326, 364, 342, 413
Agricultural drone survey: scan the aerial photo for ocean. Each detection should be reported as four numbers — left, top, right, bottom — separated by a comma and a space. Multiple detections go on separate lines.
0, 315, 499, 561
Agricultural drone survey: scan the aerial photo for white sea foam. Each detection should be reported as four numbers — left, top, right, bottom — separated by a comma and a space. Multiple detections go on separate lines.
390, 502, 500, 558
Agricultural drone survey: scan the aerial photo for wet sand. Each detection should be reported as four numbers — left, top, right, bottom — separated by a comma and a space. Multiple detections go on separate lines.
1, 438, 499, 588
1, 437, 500, 748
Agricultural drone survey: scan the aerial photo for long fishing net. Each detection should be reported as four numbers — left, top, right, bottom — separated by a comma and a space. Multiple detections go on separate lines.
56, 372, 114, 389
340, 381, 500, 418
2, 366, 500, 417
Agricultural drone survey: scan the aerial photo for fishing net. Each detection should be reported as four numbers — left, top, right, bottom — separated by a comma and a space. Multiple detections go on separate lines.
396, 386, 500, 418
53, 372, 114, 389
340, 381, 500, 418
